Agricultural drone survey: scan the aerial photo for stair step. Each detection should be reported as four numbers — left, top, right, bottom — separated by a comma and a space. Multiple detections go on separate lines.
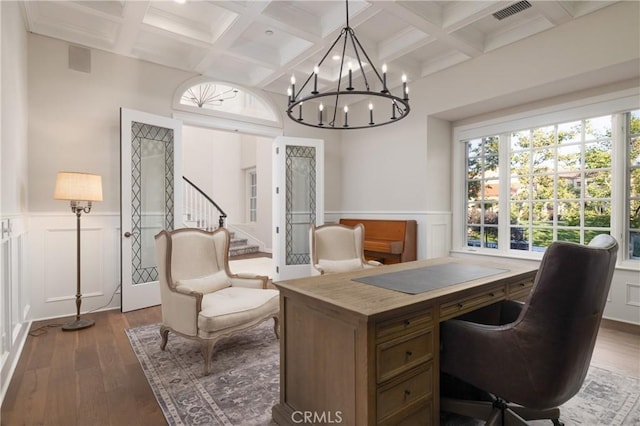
230, 237, 248, 248
229, 243, 260, 257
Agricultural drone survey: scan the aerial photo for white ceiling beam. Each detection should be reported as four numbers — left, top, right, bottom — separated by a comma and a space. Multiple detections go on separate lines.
531, 1, 575, 25
114, 1, 150, 55
376, 2, 484, 58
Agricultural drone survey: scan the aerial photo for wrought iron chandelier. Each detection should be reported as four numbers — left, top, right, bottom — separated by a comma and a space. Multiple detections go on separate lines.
286, 0, 410, 130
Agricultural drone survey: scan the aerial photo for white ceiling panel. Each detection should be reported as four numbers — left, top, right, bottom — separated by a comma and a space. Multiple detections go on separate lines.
143, 1, 238, 44
25, 1, 121, 50
131, 29, 210, 70
22, 0, 622, 96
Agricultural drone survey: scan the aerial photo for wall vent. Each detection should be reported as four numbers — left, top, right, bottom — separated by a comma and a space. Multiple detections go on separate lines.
492, 1, 532, 20
68, 45, 91, 73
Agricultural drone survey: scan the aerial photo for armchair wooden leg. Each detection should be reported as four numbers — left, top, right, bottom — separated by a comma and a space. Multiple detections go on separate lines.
203, 339, 218, 376
273, 315, 280, 339
160, 326, 170, 350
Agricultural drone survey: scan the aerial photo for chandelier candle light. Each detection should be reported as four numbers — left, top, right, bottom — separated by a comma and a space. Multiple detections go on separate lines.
286, 0, 410, 129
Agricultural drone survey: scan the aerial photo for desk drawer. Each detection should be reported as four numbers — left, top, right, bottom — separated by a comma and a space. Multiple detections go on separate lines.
377, 328, 434, 383
378, 400, 433, 426
377, 363, 433, 423
508, 279, 534, 300
376, 310, 432, 340
440, 286, 506, 320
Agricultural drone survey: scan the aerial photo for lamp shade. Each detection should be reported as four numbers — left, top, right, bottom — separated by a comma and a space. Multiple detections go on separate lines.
54, 172, 103, 202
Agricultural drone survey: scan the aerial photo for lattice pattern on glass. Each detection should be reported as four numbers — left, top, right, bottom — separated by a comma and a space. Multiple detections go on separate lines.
130, 122, 174, 284
285, 145, 316, 265
628, 110, 640, 260
465, 136, 500, 249
509, 115, 612, 252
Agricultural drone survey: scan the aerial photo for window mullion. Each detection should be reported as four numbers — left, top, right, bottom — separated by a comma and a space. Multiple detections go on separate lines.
611, 113, 626, 251
498, 132, 511, 252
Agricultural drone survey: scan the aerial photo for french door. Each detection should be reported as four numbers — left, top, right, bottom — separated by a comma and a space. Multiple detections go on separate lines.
120, 108, 182, 312
272, 137, 324, 281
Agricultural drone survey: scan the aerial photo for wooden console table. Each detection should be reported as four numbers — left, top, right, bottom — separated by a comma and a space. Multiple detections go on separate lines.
272, 257, 537, 425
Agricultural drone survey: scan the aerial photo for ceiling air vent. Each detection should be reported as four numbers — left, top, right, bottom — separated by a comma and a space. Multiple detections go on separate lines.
492, 0, 532, 20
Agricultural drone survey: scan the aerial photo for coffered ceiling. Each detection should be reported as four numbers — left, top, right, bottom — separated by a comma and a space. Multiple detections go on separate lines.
22, 1, 618, 97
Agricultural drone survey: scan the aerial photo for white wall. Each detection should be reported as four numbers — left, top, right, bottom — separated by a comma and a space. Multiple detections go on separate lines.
19, 1, 640, 327
183, 125, 244, 222
2, 2, 28, 215
26, 33, 196, 321
255, 137, 272, 249
28, 33, 196, 213
339, 1, 639, 214
1, 0, 31, 404
182, 126, 274, 251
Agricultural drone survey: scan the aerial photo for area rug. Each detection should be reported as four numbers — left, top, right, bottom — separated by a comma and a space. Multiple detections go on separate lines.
126, 322, 639, 425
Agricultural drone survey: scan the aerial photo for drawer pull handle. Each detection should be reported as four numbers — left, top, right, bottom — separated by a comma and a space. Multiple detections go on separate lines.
457, 303, 464, 308
489, 292, 495, 297
404, 320, 411, 326
404, 389, 411, 399
520, 282, 526, 287
406, 350, 413, 357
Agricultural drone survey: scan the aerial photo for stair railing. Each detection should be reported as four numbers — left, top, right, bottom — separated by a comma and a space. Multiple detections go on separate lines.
183, 176, 227, 230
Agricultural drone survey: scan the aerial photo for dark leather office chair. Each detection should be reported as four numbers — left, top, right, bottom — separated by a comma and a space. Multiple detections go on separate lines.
440, 234, 618, 426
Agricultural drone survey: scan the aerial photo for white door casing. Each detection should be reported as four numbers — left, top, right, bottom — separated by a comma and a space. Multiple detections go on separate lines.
121, 108, 182, 312
272, 137, 324, 281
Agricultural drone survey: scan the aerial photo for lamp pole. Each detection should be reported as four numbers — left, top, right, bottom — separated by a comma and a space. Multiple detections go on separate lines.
62, 202, 95, 331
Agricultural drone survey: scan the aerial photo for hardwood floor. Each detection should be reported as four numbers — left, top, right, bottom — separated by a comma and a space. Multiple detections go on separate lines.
2, 308, 165, 426
2, 307, 638, 426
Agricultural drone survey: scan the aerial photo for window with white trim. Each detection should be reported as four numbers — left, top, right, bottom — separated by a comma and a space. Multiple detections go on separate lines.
466, 136, 500, 249
179, 81, 277, 122
246, 168, 257, 223
507, 116, 612, 251
458, 98, 639, 260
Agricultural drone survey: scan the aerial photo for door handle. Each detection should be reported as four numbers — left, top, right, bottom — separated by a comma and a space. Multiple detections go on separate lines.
123, 231, 139, 238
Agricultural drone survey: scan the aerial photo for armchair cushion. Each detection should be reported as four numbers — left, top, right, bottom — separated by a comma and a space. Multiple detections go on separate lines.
317, 258, 364, 274
176, 270, 231, 294
198, 287, 279, 333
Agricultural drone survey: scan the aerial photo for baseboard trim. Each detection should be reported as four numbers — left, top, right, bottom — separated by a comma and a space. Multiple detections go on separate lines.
601, 318, 640, 335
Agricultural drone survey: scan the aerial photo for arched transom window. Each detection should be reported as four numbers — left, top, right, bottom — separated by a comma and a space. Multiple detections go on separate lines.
178, 81, 277, 122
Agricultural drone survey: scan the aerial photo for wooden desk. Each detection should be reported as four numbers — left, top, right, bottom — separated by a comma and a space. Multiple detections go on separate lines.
272, 257, 537, 425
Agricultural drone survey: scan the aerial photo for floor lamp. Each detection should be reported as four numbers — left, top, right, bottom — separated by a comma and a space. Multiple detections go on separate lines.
54, 171, 103, 331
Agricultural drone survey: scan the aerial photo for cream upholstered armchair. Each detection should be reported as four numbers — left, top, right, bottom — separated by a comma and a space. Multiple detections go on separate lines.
309, 223, 382, 275
155, 227, 279, 375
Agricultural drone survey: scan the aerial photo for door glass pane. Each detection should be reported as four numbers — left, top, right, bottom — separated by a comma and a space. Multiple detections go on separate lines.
131, 122, 174, 285
286, 145, 316, 265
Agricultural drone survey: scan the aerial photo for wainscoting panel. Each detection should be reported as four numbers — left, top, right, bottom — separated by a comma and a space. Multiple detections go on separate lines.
1, 216, 30, 404
627, 283, 640, 307
29, 213, 121, 321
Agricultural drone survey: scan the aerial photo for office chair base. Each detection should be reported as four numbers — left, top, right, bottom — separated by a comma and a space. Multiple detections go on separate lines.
441, 396, 563, 426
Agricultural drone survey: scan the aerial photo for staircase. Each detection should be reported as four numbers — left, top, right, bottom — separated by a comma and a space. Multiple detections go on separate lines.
182, 176, 260, 258
229, 231, 260, 257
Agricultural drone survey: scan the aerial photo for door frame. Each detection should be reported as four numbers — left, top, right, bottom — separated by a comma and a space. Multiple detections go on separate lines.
120, 108, 183, 312
272, 136, 324, 281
